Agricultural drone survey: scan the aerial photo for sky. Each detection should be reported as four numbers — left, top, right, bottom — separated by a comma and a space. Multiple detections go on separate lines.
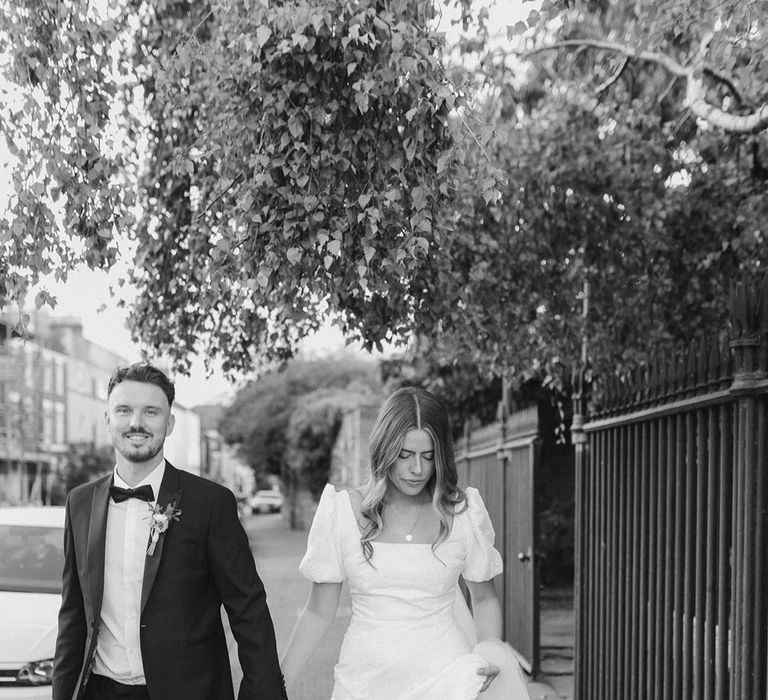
32, 266, 353, 407
2, 1, 529, 407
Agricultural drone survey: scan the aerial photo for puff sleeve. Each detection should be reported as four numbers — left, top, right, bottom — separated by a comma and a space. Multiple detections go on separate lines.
298, 484, 345, 583
462, 487, 504, 582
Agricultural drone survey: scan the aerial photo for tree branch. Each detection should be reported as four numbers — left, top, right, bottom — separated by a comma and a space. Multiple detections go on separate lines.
686, 79, 768, 133
595, 55, 628, 94
703, 66, 749, 107
196, 172, 244, 220
515, 39, 689, 77
516, 38, 768, 134
656, 75, 679, 107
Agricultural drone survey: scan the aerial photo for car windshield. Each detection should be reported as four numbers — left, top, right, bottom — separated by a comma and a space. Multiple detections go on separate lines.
0, 525, 64, 594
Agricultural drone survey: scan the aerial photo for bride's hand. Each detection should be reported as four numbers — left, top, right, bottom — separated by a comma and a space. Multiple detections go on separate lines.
477, 662, 500, 693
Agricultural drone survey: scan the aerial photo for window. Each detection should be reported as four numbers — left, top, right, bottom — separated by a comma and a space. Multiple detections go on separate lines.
42, 399, 54, 445
43, 361, 54, 394
55, 403, 66, 444
0, 525, 65, 594
55, 360, 66, 395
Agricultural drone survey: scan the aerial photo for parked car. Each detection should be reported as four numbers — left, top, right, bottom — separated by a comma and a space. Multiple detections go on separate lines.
0, 506, 65, 700
248, 490, 284, 514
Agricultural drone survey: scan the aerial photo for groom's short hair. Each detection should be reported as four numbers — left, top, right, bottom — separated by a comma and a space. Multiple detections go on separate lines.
107, 362, 175, 407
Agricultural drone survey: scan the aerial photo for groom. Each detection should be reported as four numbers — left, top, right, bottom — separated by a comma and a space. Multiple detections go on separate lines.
53, 362, 287, 700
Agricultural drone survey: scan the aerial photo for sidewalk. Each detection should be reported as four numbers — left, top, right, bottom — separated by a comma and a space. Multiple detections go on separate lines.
241, 512, 350, 699
235, 513, 572, 700
528, 589, 575, 699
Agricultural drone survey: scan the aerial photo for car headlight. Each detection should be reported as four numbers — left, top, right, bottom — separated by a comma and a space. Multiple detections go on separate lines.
17, 659, 54, 685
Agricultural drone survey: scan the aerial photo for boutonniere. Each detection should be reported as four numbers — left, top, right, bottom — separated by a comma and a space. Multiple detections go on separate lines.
146, 501, 182, 556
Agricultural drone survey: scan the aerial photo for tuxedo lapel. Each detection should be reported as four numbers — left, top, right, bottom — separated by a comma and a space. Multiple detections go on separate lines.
141, 464, 184, 614
86, 477, 111, 618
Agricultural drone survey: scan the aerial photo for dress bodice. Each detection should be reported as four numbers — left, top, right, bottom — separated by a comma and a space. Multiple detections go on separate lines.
298, 484, 505, 700
299, 485, 503, 595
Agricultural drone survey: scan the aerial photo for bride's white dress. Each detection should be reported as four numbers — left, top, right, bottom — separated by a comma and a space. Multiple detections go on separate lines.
299, 485, 530, 700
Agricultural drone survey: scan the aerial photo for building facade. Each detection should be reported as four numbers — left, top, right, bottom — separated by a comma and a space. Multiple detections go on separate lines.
46, 317, 128, 448
201, 428, 253, 498
164, 408, 203, 475
0, 319, 68, 504
328, 402, 380, 490
0, 312, 203, 503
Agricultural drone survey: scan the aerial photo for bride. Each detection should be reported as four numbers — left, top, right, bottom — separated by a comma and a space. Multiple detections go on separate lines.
280, 387, 531, 700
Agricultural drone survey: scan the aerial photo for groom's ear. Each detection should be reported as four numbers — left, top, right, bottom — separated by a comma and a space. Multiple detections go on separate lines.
165, 412, 176, 437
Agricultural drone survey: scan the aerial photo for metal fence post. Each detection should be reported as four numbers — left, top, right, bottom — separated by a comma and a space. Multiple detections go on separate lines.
571, 363, 590, 700
728, 279, 768, 700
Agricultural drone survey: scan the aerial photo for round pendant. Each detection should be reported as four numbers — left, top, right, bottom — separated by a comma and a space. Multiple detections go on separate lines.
405, 534, 413, 542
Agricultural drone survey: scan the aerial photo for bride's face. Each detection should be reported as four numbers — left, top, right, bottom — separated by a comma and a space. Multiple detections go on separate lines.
388, 429, 435, 498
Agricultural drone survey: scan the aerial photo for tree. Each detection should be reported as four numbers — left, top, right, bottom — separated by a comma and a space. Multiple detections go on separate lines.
125, 0, 504, 374
50, 443, 114, 503
513, 0, 768, 134
285, 386, 375, 499
4, 0, 766, 394
427, 86, 768, 388
0, 0, 136, 322
479, 0, 768, 383
123, 0, 768, 388
1, 0, 498, 360
219, 354, 380, 478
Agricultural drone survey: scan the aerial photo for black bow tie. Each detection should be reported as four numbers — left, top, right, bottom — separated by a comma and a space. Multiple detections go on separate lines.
109, 484, 155, 503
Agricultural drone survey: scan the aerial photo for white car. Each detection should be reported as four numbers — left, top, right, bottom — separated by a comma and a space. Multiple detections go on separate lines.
0, 506, 65, 699
248, 490, 284, 514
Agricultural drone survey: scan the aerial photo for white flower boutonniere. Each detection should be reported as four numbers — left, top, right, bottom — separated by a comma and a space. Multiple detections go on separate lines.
146, 501, 182, 556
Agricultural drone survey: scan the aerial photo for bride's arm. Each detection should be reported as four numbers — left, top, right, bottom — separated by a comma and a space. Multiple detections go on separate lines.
466, 580, 503, 692
466, 580, 503, 641
280, 581, 343, 687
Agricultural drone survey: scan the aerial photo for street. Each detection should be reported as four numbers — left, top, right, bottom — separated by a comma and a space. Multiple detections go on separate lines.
226, 512, 352, 700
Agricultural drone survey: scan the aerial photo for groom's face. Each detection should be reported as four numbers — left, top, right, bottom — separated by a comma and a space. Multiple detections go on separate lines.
106, 380, 175, 464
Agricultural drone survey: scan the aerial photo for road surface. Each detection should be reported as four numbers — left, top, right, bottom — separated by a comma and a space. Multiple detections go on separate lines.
225, 511, 351, 700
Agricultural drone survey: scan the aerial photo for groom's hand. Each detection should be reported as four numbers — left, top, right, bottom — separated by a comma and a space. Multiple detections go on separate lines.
477, 662, 500, 693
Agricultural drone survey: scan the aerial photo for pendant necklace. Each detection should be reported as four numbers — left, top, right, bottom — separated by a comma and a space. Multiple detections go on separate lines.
387, 501, 425, 542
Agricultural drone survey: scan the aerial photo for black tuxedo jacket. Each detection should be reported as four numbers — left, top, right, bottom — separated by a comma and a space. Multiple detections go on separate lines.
53, 462, 287, 700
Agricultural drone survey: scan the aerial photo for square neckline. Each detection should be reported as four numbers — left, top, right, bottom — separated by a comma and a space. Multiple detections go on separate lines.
338, 488, 456, 546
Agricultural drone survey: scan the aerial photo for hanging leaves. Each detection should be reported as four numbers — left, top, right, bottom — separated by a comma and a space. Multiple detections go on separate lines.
127, 0, 473, 374
0, 0, 136, 325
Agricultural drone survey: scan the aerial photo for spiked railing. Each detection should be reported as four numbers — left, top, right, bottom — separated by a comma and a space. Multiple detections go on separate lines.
572, 277, 768, 700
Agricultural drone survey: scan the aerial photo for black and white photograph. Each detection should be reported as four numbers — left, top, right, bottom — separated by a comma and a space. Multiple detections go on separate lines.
1, 0, 767, 698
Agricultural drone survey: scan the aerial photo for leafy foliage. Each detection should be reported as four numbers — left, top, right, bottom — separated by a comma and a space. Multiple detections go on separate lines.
50, 443, 114, 503
285, 386, 375, 498
3, 0, 767, 397
0, 0, 136, 322
515, 0, 768, 133
433, 88, 767, 388
126, 0, 501, 374
395, 0, 768, 394
219, 354, 380, 477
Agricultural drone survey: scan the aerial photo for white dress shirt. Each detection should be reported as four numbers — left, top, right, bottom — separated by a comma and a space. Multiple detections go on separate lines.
92, 460, 166, 684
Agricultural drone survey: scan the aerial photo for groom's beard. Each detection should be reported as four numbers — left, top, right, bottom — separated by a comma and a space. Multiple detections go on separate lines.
113, 430, 165, 463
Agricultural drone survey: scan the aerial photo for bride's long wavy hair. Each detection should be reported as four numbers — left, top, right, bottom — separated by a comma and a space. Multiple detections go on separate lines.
359, 387, 467, 562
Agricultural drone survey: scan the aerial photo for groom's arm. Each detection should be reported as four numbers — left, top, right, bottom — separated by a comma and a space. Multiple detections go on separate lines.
207, 486, 288, 700
53, 496, 87, 700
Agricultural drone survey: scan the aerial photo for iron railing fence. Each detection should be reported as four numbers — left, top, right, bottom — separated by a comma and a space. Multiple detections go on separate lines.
572, 279, 768, 700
